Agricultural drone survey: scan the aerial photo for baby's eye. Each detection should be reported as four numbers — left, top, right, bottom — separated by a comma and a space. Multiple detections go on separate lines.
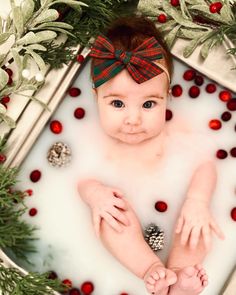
143, 100, 156, 109
111, 100, 124, 108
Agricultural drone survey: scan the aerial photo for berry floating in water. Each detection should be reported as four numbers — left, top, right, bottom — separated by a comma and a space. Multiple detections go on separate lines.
1, 96, 10, 104
30, 170, 41, 182
50, 120, 63, 134
221, 111, 231, 122
74, 107, 85, 119
25, 189, 33, 196
76, 54, 85, 63
158, 14, 167, 23
81, 281, 94, 294
165, 109, 173, 121
231, 208, 236, 221
209, 2, 223, 13
189, 85, 200, 98
183, 69, 196, 81
170, 0, 180, 6
47, 271, 58, 280
69, 288, 81, 295
155, 201, 168, 212
205, 83, 216, 93
62, 279, 73, 288
230, 147, 236, 157
209, 119, 222, 130
226, 99, 236, 111
194, 75, 204, 86
69, 87, 81, 97
0, 154, 6, 164
171, 84, 183, 97
219, 90, 232, 102
216, 149, 228, 159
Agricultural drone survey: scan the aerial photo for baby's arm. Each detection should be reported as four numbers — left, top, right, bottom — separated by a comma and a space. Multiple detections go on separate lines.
175, 161, 225, 250
77, 179, 130, 238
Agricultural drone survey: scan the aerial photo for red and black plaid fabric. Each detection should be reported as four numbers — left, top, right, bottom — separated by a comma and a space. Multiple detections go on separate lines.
89, 35, 166, 88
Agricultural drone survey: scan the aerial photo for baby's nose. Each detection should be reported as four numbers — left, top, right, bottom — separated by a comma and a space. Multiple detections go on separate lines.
124, 110, 141, 125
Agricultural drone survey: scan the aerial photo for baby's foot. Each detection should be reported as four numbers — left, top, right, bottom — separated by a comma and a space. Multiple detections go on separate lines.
143, 262, 177, 295
168, 264, 208, 295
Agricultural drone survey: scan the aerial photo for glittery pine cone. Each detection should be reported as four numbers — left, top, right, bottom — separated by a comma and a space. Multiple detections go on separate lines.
47, 142, 71, 167
144, 223, 164, 251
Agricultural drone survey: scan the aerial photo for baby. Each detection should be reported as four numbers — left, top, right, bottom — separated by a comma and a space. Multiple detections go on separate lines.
77, 15, 224, 295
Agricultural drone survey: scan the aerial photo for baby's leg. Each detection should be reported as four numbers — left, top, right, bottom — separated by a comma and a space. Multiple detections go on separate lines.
167, 232, 209, 294
99, 200, 177, 295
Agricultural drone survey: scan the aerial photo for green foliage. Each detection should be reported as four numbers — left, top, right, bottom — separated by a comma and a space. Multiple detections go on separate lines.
138, 0, 236, 60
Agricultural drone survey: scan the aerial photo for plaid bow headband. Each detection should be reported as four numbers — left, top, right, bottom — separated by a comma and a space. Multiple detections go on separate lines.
89, 35, 170, 88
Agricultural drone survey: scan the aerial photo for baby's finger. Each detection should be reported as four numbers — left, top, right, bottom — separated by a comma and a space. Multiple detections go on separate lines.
113, 197, 128, 211
202, 226, 211, 250
112, 188, 124, 198
92, 214, 101, 239
181, 222, 191, 246
175, 216, 184, 234
110, 207, 130, 226
210, 219, 225, 240
189, 226, 201, 250
103, 212, 123, 233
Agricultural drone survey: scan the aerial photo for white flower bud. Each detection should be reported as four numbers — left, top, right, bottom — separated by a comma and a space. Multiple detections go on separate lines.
35, 72, 44, 82
22, 69, 30, 79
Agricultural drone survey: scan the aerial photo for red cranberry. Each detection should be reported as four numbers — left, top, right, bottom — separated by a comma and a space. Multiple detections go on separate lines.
194, 75, 204, 86
170, 0, 179, 6
221, 111, 231, 121
50, 120, 63, 134
230, 147, 236, 157
165, 109, 173, 121
0, 153, 6, 164
209, 2, 222, 13
76, 54, 85, 63
155, 201, 168, 212
183, 69, 196, 81
172, 84, 183, 97
47, 271, 58, 280
1, 96, 10, 104
189, 85, 200, 98
69, 288, 81, 295
62, 279, 73, 288
206, 83, 216, 93
69, 87, 81, 97
30, 170, 41, 182
81, 281, 94, 294
219, 90, 232, 102
120, 293, 129, 295
29, 208, 37, 216
231, 208, 236, 221
158, 14, 167, 23
74, 107, 85, 119
226, 99, 236, 111
25, 189, 33, 196
209, 119, 222, 130
216, 149, 228, 159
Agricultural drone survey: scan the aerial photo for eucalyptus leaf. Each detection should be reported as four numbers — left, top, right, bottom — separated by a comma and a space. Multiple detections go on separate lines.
35, 30, 57, 42
12, 6, 24, 37
5, 14, 12, 32
17, 84, 38, 91
11, 48, 23, 86
0, 33, 12, 45
16, 32, 37, 45
0, 104, 7, 115
0, 68, 9, 91
156, 20, 177, 33
27, 44, 47, 51
31, 9, 59, 26
183, 38, 202, 57
21, 0, 35, 24
0, 54, 6, 66
22, 54, 31, 69
30, 96, 50, 111
200, 37, 220, 59
220, 3, 234, 23
40, 0, 53, 6
189, 5, 230, 24
165, 24, 181, 48
0, 86, 15, 97
179, 0, 192, 19
179, 28, 209, 40
34, 21, 73, 30
49, 0, 88, 8
0, 114, 16, 128
43, 27, 75, 37
26, 49, 46, 72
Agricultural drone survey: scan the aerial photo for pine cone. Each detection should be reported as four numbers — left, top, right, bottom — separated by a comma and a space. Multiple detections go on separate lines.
144, 223, 164, 251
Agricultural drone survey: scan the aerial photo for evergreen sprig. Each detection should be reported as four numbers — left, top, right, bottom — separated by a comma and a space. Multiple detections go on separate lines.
0, 264, 65, 295
138, 0, 236, 60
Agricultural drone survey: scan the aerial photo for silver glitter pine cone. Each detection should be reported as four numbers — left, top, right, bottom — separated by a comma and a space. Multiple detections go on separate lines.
47, 142, 71, 167
144, 223, 164, 251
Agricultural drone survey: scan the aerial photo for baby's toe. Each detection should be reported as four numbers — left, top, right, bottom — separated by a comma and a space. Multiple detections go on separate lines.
156, 269, 166, 279
147, 276, 156, 285
146, 282, 155, 293
151, 271, 160, 280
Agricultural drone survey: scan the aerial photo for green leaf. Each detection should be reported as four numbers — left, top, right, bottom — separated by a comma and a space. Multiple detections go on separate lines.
183, 38, 202, 57
16, 31, 37, 45
12, 6, 24, 37
0, 113, 16, 128
0, 68, 9, 91
30, 95, 50, 111
18, 84, 38, 91
0, 104, 7, 115
49, 0, 88, 9
22, 54, 31, 69
156, 20, 176, 33
31, 9, 59, 26
33, 21, 73, 30
40, 0, 53, 6
27, 44, 47, 51
26, 49, 46, 72
0, 54, 6, 66
200, 37, 220, 59
165, 24, 181, 48
0, 33, 11, 45
35, 30, 57, 42
21, 0, 35, 24
179, 28, 209, 40
42, 27, 75, 37
220, 2, 234, 23
11, 48, 23, 86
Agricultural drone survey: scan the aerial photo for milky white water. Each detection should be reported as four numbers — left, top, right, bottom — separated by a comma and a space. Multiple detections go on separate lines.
12, 60, 236, 295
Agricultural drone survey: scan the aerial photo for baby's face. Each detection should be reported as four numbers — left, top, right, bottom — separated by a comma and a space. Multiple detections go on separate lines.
95, 68, 169, 145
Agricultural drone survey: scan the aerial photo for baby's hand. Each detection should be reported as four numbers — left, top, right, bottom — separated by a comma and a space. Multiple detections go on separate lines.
175, 198, 224, 250
89, 184, 130, 238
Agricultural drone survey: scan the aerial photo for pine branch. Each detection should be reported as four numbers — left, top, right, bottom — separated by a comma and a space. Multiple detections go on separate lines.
0, 264, 66, 295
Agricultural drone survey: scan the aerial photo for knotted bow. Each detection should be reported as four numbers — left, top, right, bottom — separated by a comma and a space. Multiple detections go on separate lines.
89, 35, 170, 88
